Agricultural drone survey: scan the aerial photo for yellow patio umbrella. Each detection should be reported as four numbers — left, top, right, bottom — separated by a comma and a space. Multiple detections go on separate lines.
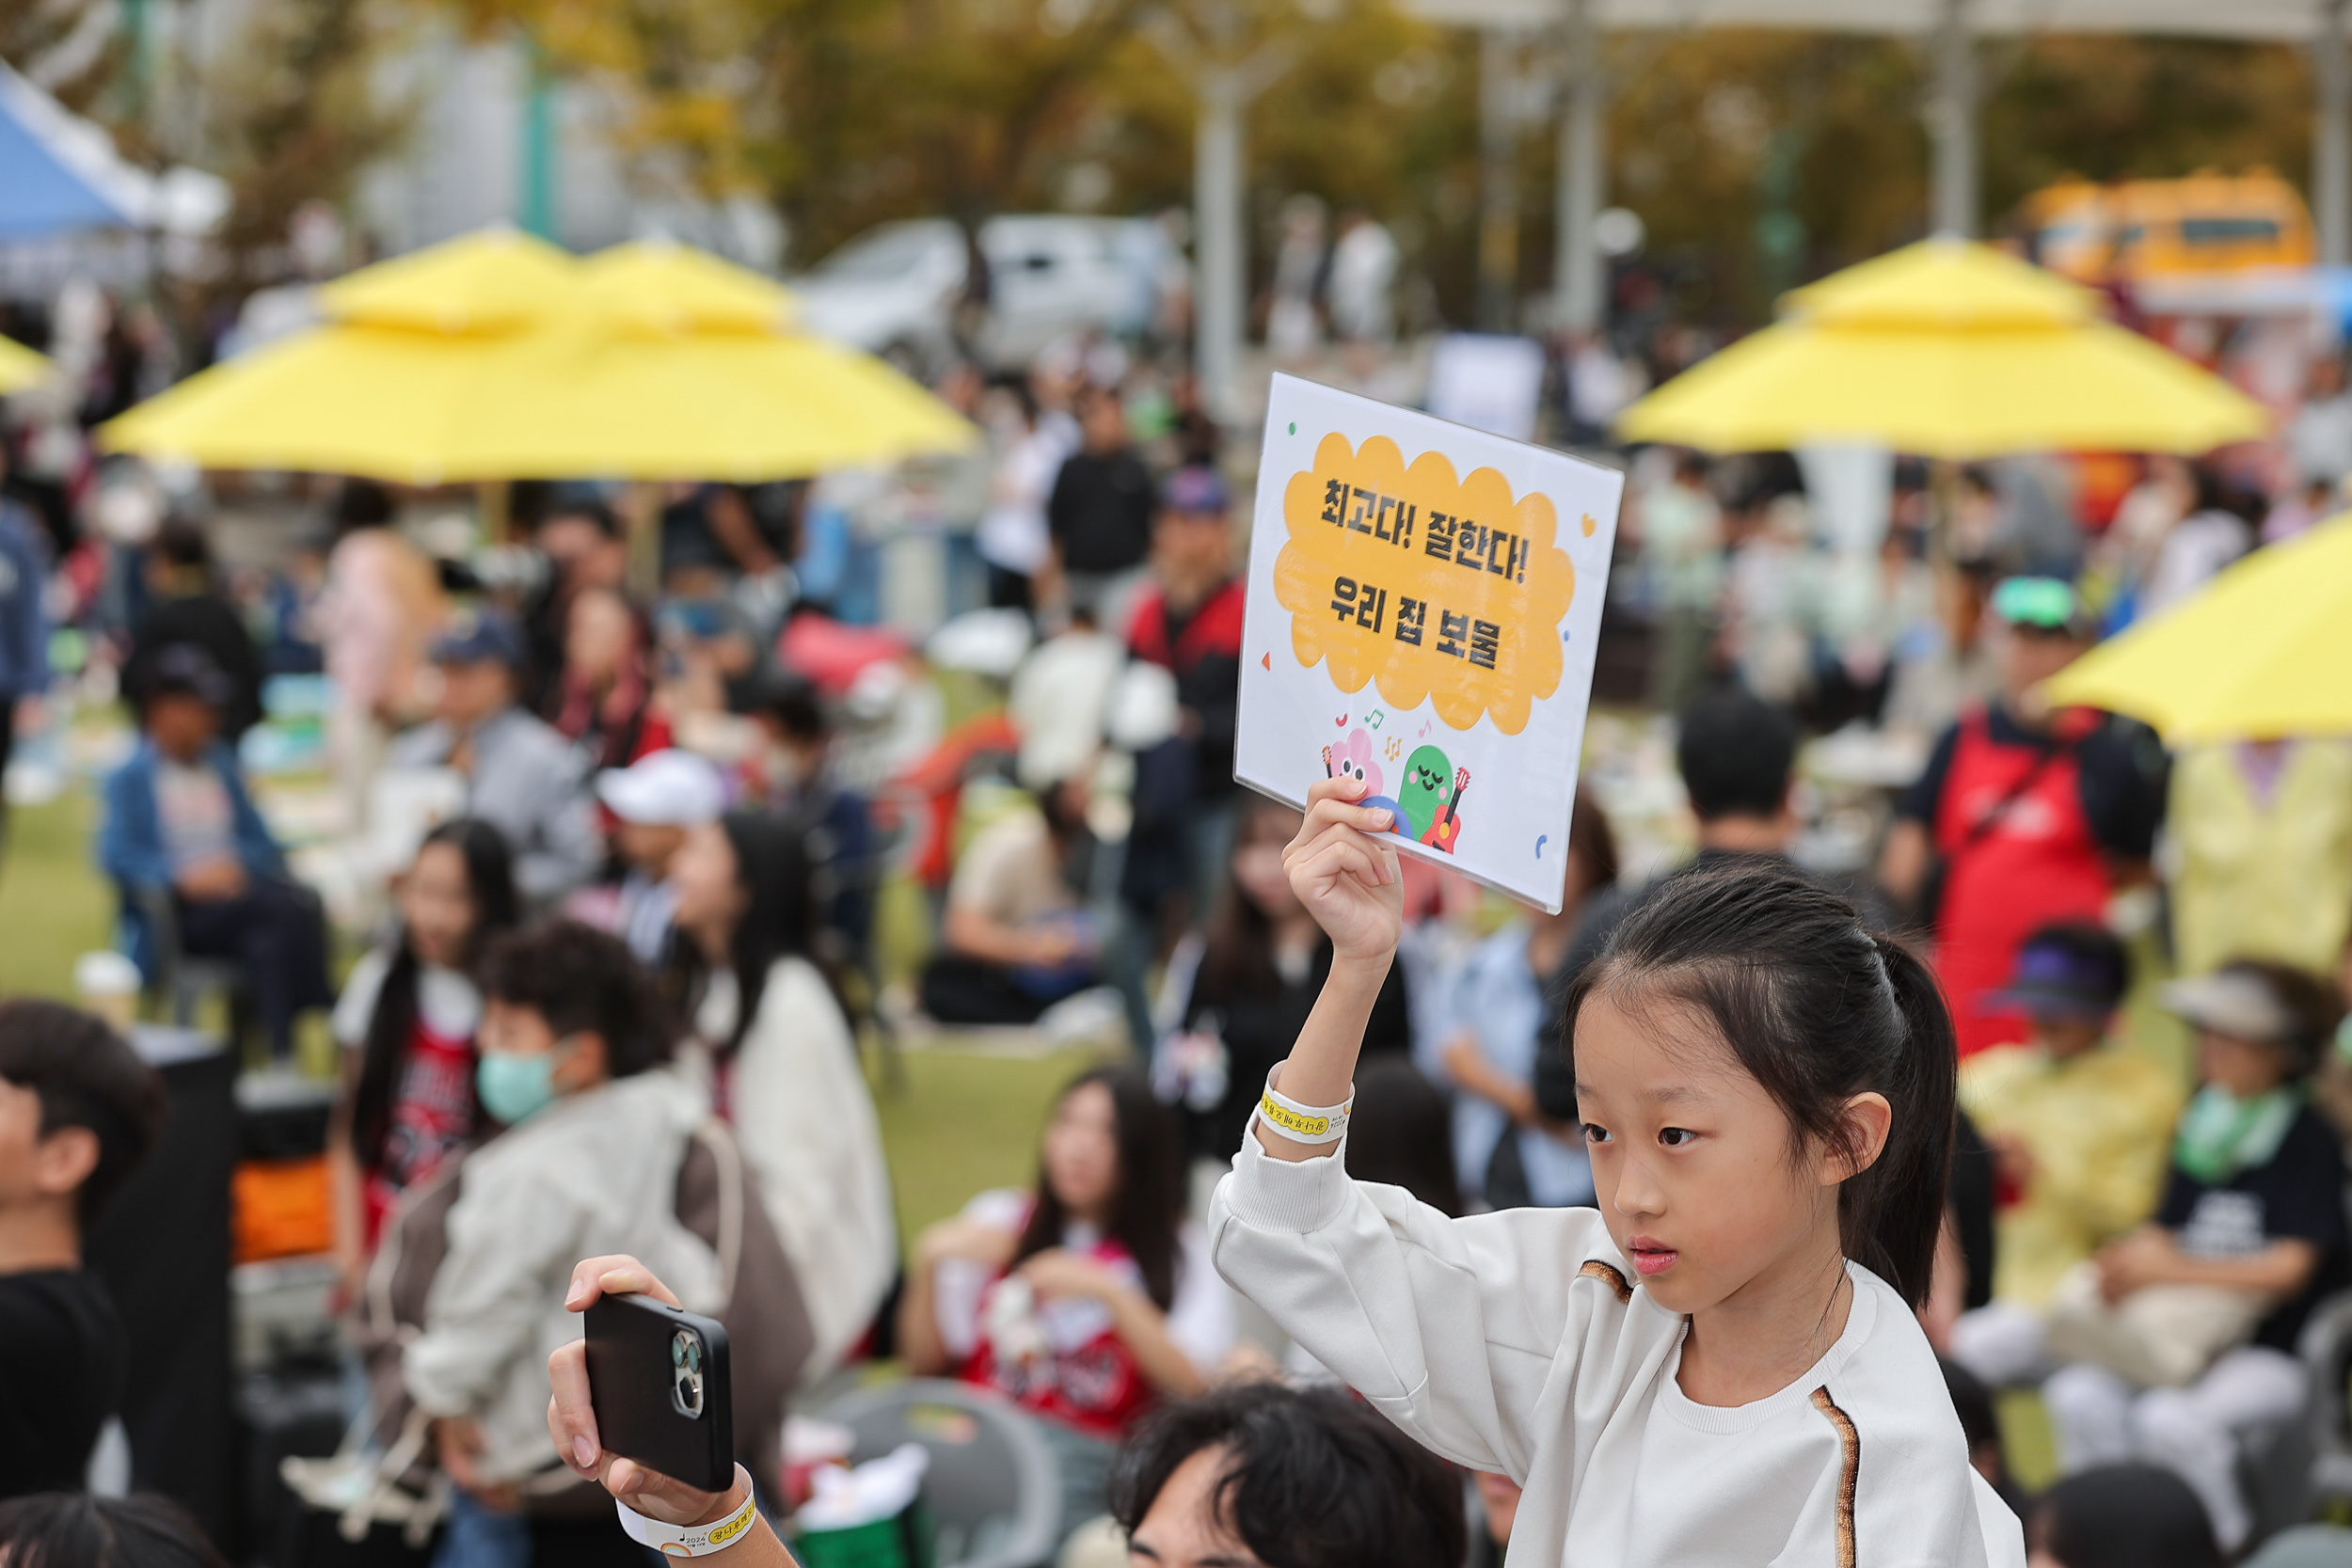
101, 229, 974, 482
0, 333, 51, 394
2042, 512, 2352, 743
477, 240, 977, 481
1615, 239, 2271, 457
101, 230, 582, 482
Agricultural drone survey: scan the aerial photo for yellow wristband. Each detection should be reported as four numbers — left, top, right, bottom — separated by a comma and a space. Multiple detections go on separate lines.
1254, 1068, 1352, 1145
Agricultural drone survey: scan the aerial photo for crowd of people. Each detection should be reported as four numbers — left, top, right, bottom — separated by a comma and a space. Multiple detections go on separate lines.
1, 270, 2351, 1568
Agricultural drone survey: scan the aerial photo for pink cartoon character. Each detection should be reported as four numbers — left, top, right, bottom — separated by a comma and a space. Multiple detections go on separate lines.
1321, 729, 1404, 835
1326, 727, 1383, 797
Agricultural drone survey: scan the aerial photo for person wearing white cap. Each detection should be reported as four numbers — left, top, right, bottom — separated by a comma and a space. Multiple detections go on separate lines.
584, 751, 727, 967
2042, 959, 2348, 1552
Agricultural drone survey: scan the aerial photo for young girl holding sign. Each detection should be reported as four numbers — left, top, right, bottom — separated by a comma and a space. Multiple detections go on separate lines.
1211, 776, 2025, 1567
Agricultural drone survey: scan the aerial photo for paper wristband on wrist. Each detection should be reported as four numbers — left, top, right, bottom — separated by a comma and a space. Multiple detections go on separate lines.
615, 1466, 759, 1557
1256, 1067, 1353, 1145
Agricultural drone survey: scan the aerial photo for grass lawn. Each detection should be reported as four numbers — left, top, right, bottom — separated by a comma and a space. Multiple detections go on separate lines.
866, 1045, 1104, 1247
0, 791, 115, 1001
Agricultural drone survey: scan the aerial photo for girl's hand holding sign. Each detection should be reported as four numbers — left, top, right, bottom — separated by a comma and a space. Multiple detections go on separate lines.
1256, 774, 1402, 1158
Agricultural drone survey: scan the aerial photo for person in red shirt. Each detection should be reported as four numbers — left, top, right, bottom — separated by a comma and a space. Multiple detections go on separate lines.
1116, 466, 1248, 1043
1880, 578, 2166, 1056
546, 586, 671, 771
327, 819, 519, 1297
896, 1066, 1235, 1547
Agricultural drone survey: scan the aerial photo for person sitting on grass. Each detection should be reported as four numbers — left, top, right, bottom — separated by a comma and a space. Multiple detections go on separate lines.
403, 921, 718, 1568
578, 748, 725, 967
326, 818, 518, 1300
896, 1064, 1235, 1547
0, 1001, 165, 1500
918, 768, 1103, 1027
1948, 923, 2184, 1388
2042, 959, 2348, 1555
99, 641, 332, 1062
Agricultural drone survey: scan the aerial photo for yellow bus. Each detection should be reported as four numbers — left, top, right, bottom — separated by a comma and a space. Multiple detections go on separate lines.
2018, 169, 2313, 286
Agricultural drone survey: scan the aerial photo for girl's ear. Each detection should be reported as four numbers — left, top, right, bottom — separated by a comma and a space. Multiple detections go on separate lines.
1819, 1091, 1893, 1186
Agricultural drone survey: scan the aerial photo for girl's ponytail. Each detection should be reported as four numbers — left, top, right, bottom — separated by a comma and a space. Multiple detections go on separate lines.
1847, 933, 1957, 1307
1564, 862, 1960, 1307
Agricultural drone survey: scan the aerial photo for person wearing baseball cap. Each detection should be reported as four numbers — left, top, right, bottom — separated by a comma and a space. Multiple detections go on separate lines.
100, 642, 332, 1060
1947, 923, 2185, 1389
584, 750, 727, 965
385, 608, 601, 904
1111, 463, 1248, 1046
1880, 575, 2166, 1056
2043, 958, 2347, 1551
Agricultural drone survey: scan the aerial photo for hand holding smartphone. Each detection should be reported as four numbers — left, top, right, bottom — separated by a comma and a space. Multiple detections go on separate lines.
549, 1256, 788, 1564
583, 1292, 736, 1494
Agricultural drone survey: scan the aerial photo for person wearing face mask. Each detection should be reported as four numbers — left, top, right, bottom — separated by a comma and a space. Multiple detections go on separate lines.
662, 812, 895, 1381
401, 921, 717, 1568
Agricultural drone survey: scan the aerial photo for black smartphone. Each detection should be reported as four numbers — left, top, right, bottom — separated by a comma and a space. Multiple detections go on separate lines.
583, 1293, 734, 1493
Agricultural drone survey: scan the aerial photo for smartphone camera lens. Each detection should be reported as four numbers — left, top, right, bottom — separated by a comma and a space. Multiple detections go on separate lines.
670, 1329, 705, 1419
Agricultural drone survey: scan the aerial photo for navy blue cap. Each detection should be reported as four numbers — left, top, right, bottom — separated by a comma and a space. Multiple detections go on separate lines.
428, 608, 526, 668
1982, 927, 2127, 1019
148, 642, 234, 706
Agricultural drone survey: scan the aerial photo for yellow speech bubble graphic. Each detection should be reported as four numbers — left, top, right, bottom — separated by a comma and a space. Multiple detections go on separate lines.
1274, 432, 1576, 736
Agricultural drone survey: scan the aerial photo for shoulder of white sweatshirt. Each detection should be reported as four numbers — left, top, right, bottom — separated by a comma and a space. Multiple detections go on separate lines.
1210, 1132, 2026, 1568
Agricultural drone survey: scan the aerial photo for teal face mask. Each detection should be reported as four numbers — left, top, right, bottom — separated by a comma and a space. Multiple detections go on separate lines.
477, 1041, 568, 1126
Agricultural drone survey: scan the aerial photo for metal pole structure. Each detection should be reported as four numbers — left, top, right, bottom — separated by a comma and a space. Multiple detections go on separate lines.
519, 36, 560, 241
1478, 26, 1522, 331
1928, 0, 1977, 239
2318, 0, 2351, 268
1554, 0, 1605, 334
1195, 68, 1245, 422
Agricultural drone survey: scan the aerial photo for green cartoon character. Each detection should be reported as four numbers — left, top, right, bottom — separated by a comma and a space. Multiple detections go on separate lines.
1399, 744, 1471, 854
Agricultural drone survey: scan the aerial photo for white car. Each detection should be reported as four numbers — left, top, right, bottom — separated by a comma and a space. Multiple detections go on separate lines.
787, 214, 1166, 370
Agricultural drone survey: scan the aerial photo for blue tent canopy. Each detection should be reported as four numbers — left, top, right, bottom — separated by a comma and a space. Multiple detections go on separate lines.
0, 66, 138, 241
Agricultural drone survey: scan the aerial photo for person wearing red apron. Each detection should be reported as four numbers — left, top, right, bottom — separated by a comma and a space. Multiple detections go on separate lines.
1881, 577, 2166, 1058
1931, 705, 2112, 1055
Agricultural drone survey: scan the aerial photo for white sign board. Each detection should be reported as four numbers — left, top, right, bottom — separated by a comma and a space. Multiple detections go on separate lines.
1234, 374, 1623, 913
1423, 333, 1548, 442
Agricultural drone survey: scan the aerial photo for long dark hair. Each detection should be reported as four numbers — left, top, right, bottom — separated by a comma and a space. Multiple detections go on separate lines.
1343, 1057, 1463, 1218
1196, 797, 1309, 1006
353, 818, 518, 1170
665, 811, 821, 1053
1563, 861, 1956, 1306
1013, 1065, 1184, 1309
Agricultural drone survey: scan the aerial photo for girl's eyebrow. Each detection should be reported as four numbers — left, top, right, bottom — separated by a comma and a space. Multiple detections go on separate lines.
1571, 1081, 1714, 1105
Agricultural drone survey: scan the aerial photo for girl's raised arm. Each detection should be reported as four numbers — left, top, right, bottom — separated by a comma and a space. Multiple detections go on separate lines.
1256, 775, 1404, 1163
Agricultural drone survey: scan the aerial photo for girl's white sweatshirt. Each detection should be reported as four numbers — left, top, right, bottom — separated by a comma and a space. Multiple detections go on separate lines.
1209, 1132, 2026, 1568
